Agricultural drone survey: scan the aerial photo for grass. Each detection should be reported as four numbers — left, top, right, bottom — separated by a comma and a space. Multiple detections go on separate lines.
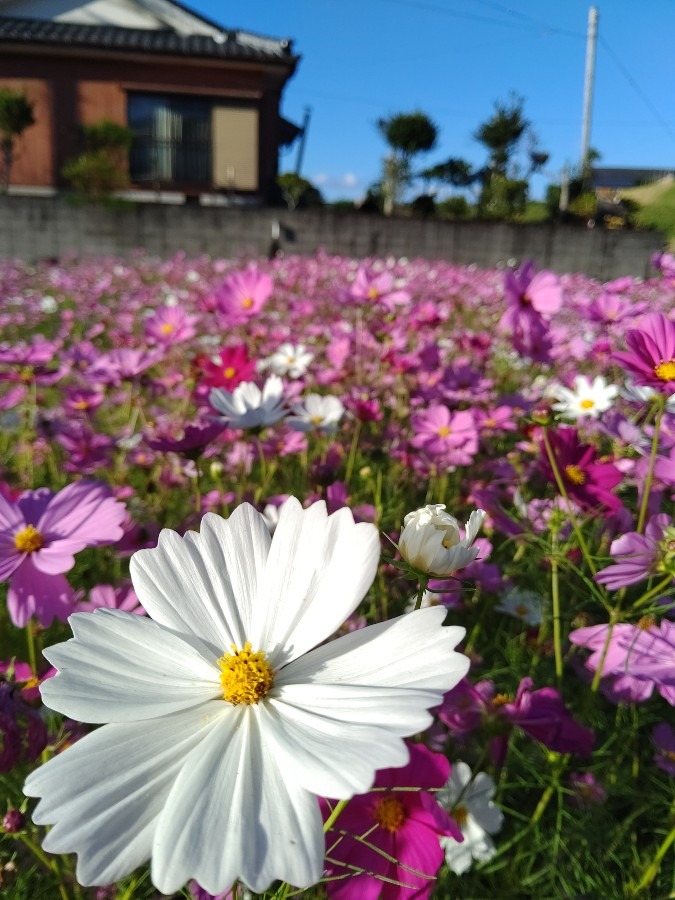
620, 178, 675, 248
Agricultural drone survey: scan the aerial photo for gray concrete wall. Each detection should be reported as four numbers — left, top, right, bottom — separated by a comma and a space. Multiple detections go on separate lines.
0, 196, 665, 278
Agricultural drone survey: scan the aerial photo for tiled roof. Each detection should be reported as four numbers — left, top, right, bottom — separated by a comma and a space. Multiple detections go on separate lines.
591, 167, 674, 189
0, 15, 297, 66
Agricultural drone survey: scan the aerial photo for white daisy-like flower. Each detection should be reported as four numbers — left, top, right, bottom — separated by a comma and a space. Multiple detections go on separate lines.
286, 394, 345, 433
261, 343, 314, 379
438, 761, 504, 875
621, 380, 675, 412
495, 588, 545, 626
550, 374, 618, 419
24, 498, 469, 896
398, 504, 486, 578
209, 374, 286, 429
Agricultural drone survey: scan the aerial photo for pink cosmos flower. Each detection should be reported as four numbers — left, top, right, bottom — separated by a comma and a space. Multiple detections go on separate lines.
503, 261, 563, 317
76, 583, 144, 616
145, 421, 226, 457
214, 265, 273, 323
145, 305, 198, 346
539, 426, 624, 513
322, 743, 461, 900
349, 264, 411, 311
411, 405, 478, 467
594, 514, 675, 590
0, 481, 127, 627
613, 312, 675, 394
567, 772, 607, 806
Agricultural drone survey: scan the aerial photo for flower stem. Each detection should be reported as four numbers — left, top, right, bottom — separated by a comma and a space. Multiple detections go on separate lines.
413, 576, 429, 611
636, 394, 666, 535
550, 538, 563, 688
344, 419, 362, 486
633, 574, 674, 610
631, 807, 675, 894
16, 833, 71, 900
541, 427, 596, 576
26, 619, 37, 677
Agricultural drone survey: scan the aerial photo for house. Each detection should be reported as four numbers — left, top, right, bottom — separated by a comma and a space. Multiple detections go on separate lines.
591, 167, 674, 201
0, 0, 301, 203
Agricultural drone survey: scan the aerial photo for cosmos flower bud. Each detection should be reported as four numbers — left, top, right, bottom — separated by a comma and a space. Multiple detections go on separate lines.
398, 504, 486, 577
2, 809, 25, 833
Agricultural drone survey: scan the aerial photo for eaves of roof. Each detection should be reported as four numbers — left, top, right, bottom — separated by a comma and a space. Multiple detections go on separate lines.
0, 16, 299, 69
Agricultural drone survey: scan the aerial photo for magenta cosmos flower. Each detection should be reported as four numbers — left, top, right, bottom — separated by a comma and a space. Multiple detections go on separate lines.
0, 481, 127, 627
214, 266, 273, 324
195, 345, 256, 391
322, 743, 461, 900
349, 264, 411, 312
539, 426, 624, 513
594, 514, 675, 590
613, 312, 675, 394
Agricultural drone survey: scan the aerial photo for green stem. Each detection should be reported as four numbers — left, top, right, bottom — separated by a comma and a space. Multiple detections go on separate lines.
631, 810, 675, 894
550, 540, 563, 688
344, 419, 362, 486
413, 576, 429, 611
541, 426, 596, 576
26, 620, 37, 677
633, 573, 675, 610
590, 607, 621, 692
636, 395, 665, 534
16, 833, 71, 900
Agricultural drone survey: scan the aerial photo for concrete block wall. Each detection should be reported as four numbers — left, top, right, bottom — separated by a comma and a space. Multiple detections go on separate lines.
0, 196, 665, 278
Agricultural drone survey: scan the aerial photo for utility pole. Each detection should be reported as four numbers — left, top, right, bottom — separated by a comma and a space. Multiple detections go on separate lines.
294, 106, 312, 176
580, 6, 599, 171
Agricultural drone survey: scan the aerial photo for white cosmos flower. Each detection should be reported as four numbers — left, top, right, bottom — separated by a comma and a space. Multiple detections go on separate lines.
495, 588, 545, 626
438, 761, 504, 874
262, 342, 314, 379
550, 375, 618, 419
209, 374, 286, 428
398, 504, 486, 577
24, 498, 469, 896
286, 394, 345, 433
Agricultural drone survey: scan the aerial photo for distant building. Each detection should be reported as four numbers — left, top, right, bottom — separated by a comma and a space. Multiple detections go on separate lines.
0, 0, 301, 203
592, 166, 674, 199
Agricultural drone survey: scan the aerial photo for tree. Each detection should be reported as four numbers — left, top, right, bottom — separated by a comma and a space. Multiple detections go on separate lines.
0, 88, 35, 192
474, 94, 529, 176
276, 173, 324, 210
376, 111, 438, 215
62, 120, 133, 203
420, 157, 475, 189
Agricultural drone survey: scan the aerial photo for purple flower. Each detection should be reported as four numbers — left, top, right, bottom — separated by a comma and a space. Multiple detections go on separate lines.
567, 772, 607, 806
410, 406, 478, 468
145, 304, 198, 345
0, 481, 127, 627
0, 679, 47, 773
570, 619, 675, 705
653, 722, 675, 775
213, 265, 273, 324
595, 514, 675, 590
76, 582, 145, 615
540, 427, 624, 513
145, 420, 226, 456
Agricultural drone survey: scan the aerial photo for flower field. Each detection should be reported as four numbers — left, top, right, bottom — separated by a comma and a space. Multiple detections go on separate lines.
0, 248, 674, 899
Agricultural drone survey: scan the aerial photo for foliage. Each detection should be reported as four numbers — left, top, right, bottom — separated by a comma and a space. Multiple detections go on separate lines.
376, 110, 438, 160
436, 195, 471, 219
62, 119, 133, 204
478, 174, 528, 219
277, 172, 324, 210
409, 193, 436, 217
474, 93, 529, 175
0, 88, 35, 192
632, 181, 675, 247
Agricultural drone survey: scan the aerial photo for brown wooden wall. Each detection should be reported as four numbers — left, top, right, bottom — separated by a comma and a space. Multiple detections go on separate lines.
0, 77, 53, 186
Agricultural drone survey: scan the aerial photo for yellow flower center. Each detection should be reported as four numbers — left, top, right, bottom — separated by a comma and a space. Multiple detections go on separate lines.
515, 603, 530, 617
662, 749, 675, 762
654, 359, 675, 381
491, 693, 511, 708
565, 464, 586, 485
637, 615, 656, 631
374, 796, 406, 833
310, 415, 324, 425
14, 525, 44, 554
223, 366, 236, 379
218, 642, 274, 705
160, 323, 174, 334
579, 398, 595, 409
437, 425, 451, 436
367, 286, 379, 300
72, 399, 89, 410
452, 805, 469, 827
242, 297, 254, 309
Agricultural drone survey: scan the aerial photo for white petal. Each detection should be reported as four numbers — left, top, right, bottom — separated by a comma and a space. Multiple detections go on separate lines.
281, 607, 469, 690
261, 685, 424, 797
24, 705, 224, 887
441, 833, 474, 874
152, 707, 323, 895
253, 499, 380, 665
130, 526, 240, 651
41, 610, 221, 722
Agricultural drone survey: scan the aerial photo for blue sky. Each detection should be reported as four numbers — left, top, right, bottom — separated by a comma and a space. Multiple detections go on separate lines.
190, 0, 675, 201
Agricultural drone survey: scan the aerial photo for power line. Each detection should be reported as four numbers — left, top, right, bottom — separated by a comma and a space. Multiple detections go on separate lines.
598, 35, 675, 147
470, 0, 584, 38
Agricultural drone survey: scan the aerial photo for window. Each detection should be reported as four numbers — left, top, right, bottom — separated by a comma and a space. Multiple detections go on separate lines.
127, 93, 212, 187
